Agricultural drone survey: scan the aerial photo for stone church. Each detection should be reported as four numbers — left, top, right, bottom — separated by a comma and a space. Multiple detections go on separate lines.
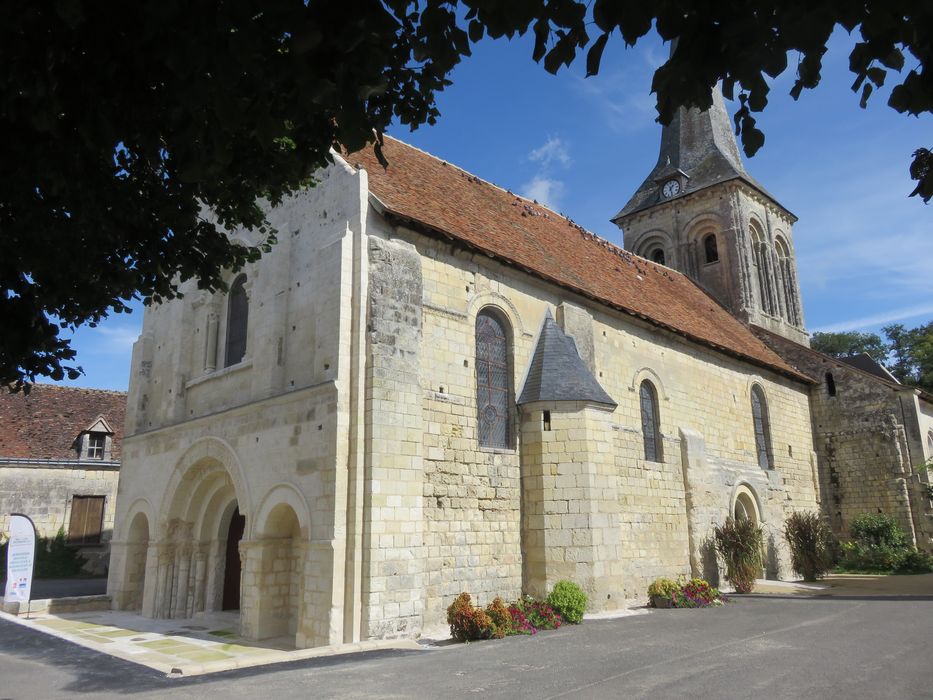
107, 86, 933, 649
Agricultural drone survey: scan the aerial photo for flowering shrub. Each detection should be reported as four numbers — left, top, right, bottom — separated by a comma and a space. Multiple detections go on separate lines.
646, 577, 680, 605
507, 603, 537, 635
669, 578, 723, 608
546, 580, 588, 624
515, 595, 562, 630
446, 592, 496, 642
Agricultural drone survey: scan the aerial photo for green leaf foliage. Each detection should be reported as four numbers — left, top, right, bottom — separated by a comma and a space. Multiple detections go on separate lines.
546, 579, 587, 624
4, 1, 933, 387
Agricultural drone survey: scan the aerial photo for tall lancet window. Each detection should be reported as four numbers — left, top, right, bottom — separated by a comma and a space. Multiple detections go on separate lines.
750, 222, 775, 316
476, 308, 511, 448
750, 385, 773, 469
774, 237, 799, 326
225, 274, 249, 367
640, 380, 662, 462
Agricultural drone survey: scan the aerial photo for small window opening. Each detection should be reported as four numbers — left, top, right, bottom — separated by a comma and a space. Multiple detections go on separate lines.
543, 410, 551, 431
86, 434, 105, 460
826, 372, 837, 396
704, 234, 719, 263
650, 248, 666, 265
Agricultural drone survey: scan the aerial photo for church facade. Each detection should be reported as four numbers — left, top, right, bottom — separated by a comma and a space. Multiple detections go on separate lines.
107, 91, 927, 650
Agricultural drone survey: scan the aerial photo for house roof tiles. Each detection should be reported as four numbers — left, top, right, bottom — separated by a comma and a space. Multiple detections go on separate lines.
344, 137, 807, 383
0, 384, 126, 461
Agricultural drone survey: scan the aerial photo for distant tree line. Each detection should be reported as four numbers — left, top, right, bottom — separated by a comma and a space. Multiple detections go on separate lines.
811, 321, 933, 393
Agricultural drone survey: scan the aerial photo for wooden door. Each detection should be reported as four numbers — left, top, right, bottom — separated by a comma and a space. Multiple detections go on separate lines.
222, 507, 245, 611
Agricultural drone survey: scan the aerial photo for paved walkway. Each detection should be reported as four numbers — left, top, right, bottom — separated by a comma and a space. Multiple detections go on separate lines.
0, 607, 419, 676
752, 572, 933, 597
3, 572, 930, 678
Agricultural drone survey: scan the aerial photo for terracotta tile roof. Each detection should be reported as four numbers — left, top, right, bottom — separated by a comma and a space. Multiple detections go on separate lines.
344, 136, 808, 383
0, 385, 126, 461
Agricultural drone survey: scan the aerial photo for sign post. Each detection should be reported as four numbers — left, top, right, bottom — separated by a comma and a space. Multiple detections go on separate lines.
5, 513, 37, 617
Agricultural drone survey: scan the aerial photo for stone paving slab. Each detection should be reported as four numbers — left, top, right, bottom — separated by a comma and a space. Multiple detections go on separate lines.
752, 573, 933, 597
0, 607, 420, 677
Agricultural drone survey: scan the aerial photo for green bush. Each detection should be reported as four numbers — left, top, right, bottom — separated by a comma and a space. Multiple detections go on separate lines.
646, 577, 680, 604
714, 517, 763, 593
784, 511, 833, 581
836, 512, 932, 574
896, 549, 933, 574
546, 580, 587, 624
850, 513, 907, 548
0, 528, 87, 579
446, 593, 496, 642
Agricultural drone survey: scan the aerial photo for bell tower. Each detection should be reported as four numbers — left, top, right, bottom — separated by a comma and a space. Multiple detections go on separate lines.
612, 84, 808, 346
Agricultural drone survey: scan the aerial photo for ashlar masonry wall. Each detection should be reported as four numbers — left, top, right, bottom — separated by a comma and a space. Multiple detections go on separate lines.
111, 158, 369, 649
366, 219, 818, 632
0, 464, 119, 575
755, 331, 933, 549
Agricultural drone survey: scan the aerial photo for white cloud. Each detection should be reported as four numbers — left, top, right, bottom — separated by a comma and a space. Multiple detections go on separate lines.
528, 137, 571, 168
89, 325, 140, 355
811, 303, 933, 334
520, 176, 565, 210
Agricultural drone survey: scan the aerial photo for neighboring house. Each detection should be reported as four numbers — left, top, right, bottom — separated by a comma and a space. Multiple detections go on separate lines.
0, 385, 126, 576
108, 98, 826, 650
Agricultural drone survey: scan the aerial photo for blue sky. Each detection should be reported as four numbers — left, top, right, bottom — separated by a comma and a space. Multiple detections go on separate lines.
57, 29, 931, 391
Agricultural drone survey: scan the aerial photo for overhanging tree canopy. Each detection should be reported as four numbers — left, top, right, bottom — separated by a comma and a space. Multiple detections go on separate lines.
2, 1, 931, 390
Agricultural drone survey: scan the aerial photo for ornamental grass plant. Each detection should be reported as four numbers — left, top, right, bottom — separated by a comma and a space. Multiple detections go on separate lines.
713, 517, 763, 593
784, 511, 833, 581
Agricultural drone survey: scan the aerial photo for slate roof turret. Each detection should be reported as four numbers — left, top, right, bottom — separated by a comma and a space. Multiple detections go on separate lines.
517, 310, 616, 407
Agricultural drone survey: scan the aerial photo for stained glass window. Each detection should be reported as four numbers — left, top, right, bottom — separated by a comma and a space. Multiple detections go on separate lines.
640, 380, 662, 462
476, 309, 510, 448
751, 385, 773, 469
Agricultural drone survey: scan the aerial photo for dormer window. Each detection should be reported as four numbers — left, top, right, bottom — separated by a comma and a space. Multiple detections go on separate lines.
77, 415, 114, 461
86, 433, 105, 459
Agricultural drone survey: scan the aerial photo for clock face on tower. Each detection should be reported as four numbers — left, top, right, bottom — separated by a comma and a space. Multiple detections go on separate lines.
662, 179, 681, 198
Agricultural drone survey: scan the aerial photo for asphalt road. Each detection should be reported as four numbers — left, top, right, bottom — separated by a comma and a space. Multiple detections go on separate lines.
1, 595, 931, 699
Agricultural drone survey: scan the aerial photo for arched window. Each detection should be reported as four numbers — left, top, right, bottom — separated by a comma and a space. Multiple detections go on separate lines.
750, 222, 775, 316
639, 380, 662, 462
774, 237, 800, 326
750, 385, 773, 469
703, 234, 719, 264
224, 274, 249, 367
650, 248, 666, 265
826, 372, 837, 397
476, 308, 511, 448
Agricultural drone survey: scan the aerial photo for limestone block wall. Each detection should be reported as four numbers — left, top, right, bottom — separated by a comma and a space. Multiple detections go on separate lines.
0, 464, 119, 575
361, 235, 426, 639
382, 222, 816, 616
620, 182, 807, 345
754, 330, 931, 547
520, 401, 623, 607
125, 159, 364, 435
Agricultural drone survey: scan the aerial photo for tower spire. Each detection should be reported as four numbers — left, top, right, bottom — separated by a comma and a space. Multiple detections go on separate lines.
612, 78, 772, 221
